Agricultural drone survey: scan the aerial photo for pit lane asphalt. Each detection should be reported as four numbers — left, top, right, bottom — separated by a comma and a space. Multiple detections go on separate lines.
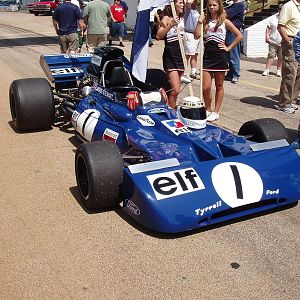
0, 11, 299, 300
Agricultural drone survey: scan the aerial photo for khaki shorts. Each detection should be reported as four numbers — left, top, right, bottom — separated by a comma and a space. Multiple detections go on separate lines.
268, 43, 282, 60
86, 34, 107, 50
58, 32, 78, 53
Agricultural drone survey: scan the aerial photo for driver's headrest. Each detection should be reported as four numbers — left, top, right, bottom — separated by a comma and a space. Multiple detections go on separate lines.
104, 60, 131, 88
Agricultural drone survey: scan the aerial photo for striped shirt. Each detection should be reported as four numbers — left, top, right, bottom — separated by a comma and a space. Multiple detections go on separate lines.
204, 20, 226, 45
165, 18, 184, 43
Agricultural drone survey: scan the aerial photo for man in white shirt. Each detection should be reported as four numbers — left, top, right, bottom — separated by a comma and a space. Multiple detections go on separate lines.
262, 5, 283, 77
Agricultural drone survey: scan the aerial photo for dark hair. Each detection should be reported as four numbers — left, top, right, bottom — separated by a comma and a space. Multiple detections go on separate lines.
163, 0, 184, 18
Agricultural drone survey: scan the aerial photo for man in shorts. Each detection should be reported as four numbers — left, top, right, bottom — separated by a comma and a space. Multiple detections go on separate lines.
262, 5, 283, 77
52, 0, 85, 54
109, 0, 126, 47
83, 0, 111, 53
184, 0, 202, 80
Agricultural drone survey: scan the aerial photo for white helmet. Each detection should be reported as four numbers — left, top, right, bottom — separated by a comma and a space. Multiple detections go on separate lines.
177, 96, 206, 129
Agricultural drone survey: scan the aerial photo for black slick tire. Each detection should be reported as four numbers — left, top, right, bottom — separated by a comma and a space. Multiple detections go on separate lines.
9, 78, 54, 131
75, 141, 123, 210
238, 118, 288, 142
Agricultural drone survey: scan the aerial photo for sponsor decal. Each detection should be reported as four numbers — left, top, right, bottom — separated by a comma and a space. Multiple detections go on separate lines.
95, 86, 114, 100
148, 108, 168, 114
102, 128, 119, 143
211, 162, 263, 208
147, 168, 205, 200
195, 201, 222, 216
64, 53, 92, 58
74, 109, 100, 141
71, 110, 80, 128
125, 200, 140, 215
136, 115, 155, 126
266, 189, 279, 195
51, 67, 83, 75
161, 119, 191, 135
91, 55, 102, 66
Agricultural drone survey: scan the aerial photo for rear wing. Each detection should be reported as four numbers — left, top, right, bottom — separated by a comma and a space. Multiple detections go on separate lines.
40, 53, 93, 84
40, 52, 132, 86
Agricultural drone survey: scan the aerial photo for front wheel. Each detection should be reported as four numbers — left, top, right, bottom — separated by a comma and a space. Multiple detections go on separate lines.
9, 78, 54, 131
75, 141, 124, 210
238, 118, 288, 142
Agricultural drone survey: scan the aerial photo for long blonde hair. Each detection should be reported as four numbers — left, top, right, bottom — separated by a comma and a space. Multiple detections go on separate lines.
204, 0, 226, 33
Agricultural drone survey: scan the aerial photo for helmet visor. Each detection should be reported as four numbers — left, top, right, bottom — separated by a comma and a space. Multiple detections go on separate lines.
179, 106, 206, 120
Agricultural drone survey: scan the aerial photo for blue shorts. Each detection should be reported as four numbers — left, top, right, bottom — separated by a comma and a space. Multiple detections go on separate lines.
111, 22, 125, 38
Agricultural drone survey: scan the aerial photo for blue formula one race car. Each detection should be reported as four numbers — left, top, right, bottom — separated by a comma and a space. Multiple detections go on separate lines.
9, 47, 300, 233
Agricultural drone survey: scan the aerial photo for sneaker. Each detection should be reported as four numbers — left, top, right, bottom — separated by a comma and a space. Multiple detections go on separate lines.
262, 69, 270, 76
207, 112, 219, 122
190, 72, 200, 80
291, 103, 298, 110
206, 111, 211, 117
231, 77, 239, 84
277, 105, 296, 114
181, 74, 192, 84
119, 42, 125, 47
276, 69, 282, 77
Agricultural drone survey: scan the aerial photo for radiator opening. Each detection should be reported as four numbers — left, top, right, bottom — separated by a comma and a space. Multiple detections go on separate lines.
211, 198, 278, 220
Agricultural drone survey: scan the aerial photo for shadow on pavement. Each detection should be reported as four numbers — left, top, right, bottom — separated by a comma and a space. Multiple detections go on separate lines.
240, 96, 278, 109
0, 36, 58, 48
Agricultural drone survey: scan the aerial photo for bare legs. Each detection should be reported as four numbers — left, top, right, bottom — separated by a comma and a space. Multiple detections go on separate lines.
203, 71, 225, 113
264, 58, 282, 73
168, 70, 184, 108
265, 58, 273, 71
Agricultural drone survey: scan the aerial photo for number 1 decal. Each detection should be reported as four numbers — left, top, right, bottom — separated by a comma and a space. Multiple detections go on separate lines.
72, 109, 100, 142
211, 162, 263, 208
230, 165, 243, 199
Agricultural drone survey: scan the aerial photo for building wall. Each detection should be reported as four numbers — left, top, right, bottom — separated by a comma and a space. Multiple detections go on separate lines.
244, 15, 276, 58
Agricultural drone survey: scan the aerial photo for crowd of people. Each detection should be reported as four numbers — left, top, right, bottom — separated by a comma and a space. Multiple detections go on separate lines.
51, 0, 300, 121
52, 0, 128, 53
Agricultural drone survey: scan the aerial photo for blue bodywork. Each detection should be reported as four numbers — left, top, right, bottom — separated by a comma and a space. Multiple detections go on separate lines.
41, 51, 300, 233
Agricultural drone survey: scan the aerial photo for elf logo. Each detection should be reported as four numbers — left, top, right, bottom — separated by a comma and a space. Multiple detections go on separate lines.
147, 168, 205, 200
162, 119, 191, 135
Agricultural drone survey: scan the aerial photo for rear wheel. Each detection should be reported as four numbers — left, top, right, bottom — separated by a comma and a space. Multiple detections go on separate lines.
238, 118, 288, 142
34, 12, 39, 16
75, 141, 123, 210
9, 78, 54, 131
